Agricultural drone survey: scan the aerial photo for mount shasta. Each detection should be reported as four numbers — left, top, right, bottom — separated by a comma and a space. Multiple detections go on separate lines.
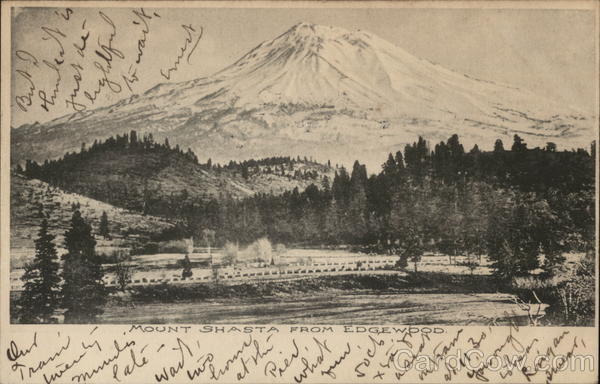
12, 22, 595, 169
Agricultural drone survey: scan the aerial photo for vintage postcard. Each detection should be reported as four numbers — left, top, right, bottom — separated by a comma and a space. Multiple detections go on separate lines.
1, 1, 598, 383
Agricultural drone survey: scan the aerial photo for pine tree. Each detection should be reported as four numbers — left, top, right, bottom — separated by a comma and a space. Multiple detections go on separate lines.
323, 198, 340, 243
486, 191, 541, 279
332, 167, 351, 206
493, 139, 505, 152
382, 153, 397, 176
545, 142, 557, 152
18, 219, 61, 323
394, 151, 405, 171
129, 130, 138, 147
321, 175, 331, 192
61, 210, 106, 323
99, 211, 110, 239
181, 254, 193, 279
511, 134, 527, 152
348, 161, 368, 241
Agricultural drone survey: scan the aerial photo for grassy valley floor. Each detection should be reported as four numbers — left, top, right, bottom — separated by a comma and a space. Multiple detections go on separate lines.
99, 292, 528, 325
96, 273, 539, 325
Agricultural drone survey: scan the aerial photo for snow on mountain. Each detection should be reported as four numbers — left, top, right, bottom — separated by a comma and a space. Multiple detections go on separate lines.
12, 22, 595, 171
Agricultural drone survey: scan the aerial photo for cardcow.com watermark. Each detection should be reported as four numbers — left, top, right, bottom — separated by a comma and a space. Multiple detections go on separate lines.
392, 349, 595, 374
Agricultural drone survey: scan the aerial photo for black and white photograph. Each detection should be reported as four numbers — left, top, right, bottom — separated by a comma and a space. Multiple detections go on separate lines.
7, 4, 597, 328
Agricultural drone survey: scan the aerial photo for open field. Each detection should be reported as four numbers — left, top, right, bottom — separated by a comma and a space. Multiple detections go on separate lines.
93, 273, 542, 325
98, 292, 536, 325
10, 246, 585, 325
10, 249, 583, 291
10, 251, 494, 291
10, 175, 173, 268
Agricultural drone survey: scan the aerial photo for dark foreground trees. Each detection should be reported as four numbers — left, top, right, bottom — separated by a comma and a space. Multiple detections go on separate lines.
18, 219, 61, 323
18, 211, 109, 323
61, 210, 107, 323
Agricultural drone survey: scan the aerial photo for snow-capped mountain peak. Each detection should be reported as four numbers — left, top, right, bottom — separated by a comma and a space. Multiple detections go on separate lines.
12, 23, 595, 170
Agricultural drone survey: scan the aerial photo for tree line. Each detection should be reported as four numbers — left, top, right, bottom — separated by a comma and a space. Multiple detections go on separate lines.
19, 130, 332, 183
155, 134, 594, 279
18, 130, 332, 214
18, 131, 595, 280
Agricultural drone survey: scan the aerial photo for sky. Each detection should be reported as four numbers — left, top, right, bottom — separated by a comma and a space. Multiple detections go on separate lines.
11, 5, 597, 127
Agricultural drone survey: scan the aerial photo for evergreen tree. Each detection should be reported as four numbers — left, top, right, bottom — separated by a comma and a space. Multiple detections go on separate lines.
18, 219, 61, 324
485, 194, 516, 279
61, 211, 106, 323
404, 136, 430, 180
332, 168, 351, 206
511, 134, 527, 152
402, 227, 424, 273
130, 130, 138, 147
323, 198, 341, 243
348, 161, 369, 241
181, 254, 193, 279
486, 192, 540, 279
394, 150, 405, 170
461, 183, 488, 262
321, 175, 331, 192
99, 211, 110, 239
545, 142, 557, 152
532, 199, 566, 275
494, 139, 505, 152
469, 144, 481, 155
447, 134, 465, 158
382, 153, 397, 176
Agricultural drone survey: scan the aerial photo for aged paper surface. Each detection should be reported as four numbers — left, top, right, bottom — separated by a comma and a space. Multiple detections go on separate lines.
1, 1, 598, 383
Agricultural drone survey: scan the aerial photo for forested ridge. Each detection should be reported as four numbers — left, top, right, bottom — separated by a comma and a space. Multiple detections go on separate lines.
20, 131, 333, 215
19, 133, 595, 278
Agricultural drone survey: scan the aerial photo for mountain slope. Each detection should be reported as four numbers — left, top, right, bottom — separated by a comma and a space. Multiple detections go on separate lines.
10, 174, 174, 269
20, 133, 335, 216
11, 22, 595, 170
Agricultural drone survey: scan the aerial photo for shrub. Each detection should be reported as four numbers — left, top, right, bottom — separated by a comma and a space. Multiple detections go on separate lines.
96, 249, 130, 264
131, 242, 159, 255
511, 275, 563, 291
159, 240, 188, 253
547, 254, 595, 326
244, 238, 272, 263
180, 255, 193, 279
222, 242, 239, 265
550, 279, 594, 325
115, 262, 133, 291
515, 254, 596, 326
273, 243, 286, 265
